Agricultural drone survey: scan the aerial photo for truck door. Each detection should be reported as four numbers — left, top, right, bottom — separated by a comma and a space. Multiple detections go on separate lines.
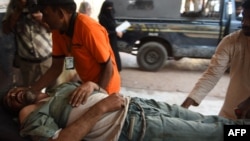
111, 0, 242, 71
228, 0, 243, 34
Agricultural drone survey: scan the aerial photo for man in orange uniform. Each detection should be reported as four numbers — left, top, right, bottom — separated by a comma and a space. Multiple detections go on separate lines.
12, 0, 121, 107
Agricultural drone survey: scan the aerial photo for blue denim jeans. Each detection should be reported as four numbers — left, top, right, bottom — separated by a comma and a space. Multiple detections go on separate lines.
119, 97, 250, 141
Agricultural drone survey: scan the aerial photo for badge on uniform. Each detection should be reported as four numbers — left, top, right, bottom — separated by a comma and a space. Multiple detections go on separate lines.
65, 56, 74, 70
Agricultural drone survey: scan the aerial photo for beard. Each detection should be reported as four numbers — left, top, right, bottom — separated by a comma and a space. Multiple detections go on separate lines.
24, 90, 37, 104
244, 32, 250, 36
242, 26, 250, 36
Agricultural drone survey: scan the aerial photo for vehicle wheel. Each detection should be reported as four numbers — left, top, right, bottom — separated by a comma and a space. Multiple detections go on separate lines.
137, 42, 167, 71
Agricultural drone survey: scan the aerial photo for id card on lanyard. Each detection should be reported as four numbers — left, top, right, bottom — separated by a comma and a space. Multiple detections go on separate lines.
65, 38, 75, 70
65, 56, 74, 70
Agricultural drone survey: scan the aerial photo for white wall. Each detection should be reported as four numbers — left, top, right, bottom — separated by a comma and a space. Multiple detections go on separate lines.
74, 0, 105, 21
0, 0, 10, 12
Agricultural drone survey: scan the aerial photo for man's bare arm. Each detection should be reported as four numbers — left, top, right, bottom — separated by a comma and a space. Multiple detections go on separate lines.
30, 57, 64, 92
48, 94, 125, 141
235, 97, 250, 119
69, 81, 107, 107
31, 12, 51, 32
181, 97, 198, 108
99, 57, 113, 90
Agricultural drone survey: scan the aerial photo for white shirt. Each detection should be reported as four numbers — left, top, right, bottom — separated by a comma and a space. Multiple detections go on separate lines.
67, 93, 130, 141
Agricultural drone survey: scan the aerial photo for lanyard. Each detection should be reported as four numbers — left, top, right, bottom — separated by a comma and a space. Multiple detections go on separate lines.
64, 37, 74, 69
65, 36, 73, 56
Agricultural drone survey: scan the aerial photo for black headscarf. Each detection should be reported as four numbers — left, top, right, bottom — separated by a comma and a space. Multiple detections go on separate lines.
99, 1, 115, 20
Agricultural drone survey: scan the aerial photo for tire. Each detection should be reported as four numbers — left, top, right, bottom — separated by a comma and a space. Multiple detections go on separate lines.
137, 42, 168, 71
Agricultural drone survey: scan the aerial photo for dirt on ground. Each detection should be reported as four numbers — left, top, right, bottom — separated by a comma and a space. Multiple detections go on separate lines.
119, 52, 230, 98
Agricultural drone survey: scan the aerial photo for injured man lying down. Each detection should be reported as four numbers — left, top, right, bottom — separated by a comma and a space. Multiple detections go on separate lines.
1, 81, 250, 141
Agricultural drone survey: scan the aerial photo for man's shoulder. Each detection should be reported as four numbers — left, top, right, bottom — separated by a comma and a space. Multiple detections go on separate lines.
228, 30, 242, 37
47, 82, 80, 96
222, 30, 242, 42
56, 82, 80, 90
76, 13, 103, 32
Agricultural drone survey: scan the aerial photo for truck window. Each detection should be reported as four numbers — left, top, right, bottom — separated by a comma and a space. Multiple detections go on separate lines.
127, 0, 154, 10
235, 0, 243, 20
181, 0, 221, 19
204, 0, 220, 17
181, 0, 243, 20
181, 0, 203, 13
111, 0, 183, 19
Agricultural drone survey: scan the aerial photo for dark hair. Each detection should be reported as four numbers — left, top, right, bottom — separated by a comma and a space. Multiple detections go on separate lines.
38, 0, 77, 13
99, 1, 114, 14
1, 94, 19, 117
242, 0, 250, 9
51, 4, 77, 13
37, 0, 75, 5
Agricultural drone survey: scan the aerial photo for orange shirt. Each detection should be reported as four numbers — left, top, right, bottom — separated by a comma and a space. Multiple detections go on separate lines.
52, 14, 120, 94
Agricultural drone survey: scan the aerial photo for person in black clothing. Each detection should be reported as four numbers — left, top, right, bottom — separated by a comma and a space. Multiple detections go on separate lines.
98, 1, 123, 72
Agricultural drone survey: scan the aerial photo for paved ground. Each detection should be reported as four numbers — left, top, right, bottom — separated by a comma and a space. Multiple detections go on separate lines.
119, 52, 230, 115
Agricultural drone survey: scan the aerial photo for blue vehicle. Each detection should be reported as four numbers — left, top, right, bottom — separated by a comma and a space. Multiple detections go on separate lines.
111, 0, 243, 71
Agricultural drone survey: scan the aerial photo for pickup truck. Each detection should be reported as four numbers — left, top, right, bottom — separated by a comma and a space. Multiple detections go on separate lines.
110, 0, 243, 71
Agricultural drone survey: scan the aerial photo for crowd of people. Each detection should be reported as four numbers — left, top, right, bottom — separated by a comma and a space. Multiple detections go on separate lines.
0, 0, 250, 140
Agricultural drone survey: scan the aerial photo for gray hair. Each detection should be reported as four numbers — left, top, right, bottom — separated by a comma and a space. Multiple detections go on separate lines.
78, 1, 91, 15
